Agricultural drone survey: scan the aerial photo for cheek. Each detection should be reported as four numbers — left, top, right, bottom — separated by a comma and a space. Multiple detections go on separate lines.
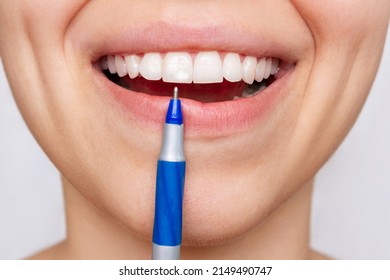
0, 0, 90, 127
282, 0, 389, 183
0, 1, 89, 62
290, 0, 390, 44
20, 0, 88, 28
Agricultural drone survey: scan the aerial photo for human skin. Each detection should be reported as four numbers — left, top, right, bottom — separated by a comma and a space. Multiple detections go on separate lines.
0, 1, 389, 259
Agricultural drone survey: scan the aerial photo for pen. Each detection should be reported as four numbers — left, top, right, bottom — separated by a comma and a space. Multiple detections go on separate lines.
152, 87, 185, 260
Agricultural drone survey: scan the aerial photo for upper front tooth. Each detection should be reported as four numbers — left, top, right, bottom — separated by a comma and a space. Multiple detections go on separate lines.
115, 55, 127, 77
242, 56, 257, 84
223, 53, 242, 82
139, 53, 162, 80
107, 55, 117, 74
162, 52, 193, 83
193, 51, 223, 83
125, 55, 141, 78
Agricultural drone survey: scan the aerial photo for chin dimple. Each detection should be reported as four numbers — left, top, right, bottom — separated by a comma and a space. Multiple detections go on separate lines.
101, 51, 280, 85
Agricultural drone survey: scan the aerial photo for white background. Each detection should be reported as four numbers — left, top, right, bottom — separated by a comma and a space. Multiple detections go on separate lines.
0, 30, 389, 260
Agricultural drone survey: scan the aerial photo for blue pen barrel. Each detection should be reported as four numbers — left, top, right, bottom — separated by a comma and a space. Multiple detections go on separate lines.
152, 91, 185, 259
153, 160, 186, 246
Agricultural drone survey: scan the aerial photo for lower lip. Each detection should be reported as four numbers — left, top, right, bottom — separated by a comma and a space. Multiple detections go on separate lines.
94, 68, 294, 138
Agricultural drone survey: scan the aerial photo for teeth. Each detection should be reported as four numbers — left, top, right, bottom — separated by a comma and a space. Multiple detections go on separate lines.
193, 51, 223, 83
223, 53, 242, 82
263, 57, 272, 80
115, 55, 127, 77
102, 52, 280, 85
270, 58, 279, 75
107, 55, 116, 74
101, 56, 108, 70
255, 58, 266, 83
162, 52, 193, 83
241, 85, 268, 98
241, 91, 256, 98
241, 56, 257, 84
125, 55, 141, 79
139, 53, 162, 80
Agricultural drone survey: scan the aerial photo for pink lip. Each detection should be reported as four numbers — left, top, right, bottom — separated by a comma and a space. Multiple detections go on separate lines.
82, 22, 300, 64
79, 22, 298, 138
93, 67, 294, 138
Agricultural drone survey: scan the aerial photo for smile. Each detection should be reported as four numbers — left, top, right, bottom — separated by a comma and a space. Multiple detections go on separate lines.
100, 51, 283, 102
82, 22, 300, 136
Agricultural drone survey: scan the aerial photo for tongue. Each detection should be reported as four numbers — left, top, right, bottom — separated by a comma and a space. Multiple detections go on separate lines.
121, 76, 247, 102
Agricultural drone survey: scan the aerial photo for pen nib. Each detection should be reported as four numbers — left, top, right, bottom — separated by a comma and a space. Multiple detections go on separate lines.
173, 87, 179, 100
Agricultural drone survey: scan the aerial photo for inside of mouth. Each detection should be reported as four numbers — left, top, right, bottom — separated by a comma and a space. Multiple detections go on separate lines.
104, 70, 275, 103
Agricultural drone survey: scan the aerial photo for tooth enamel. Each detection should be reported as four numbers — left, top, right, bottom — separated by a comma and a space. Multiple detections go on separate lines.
193, 51, 223, 83
223, 53, 242, 82
162, 52, 193, 83
241, 91, 256, 98
106, 52, 280, 86
270, 58, 279, 75
263, 57, 272, 79
255, 58, 266, 82
107, 55, 117, 74
125, 55, 141, 79
241, 84, 267, 98
259, 85, 267, 92
242, 56, 257, 84
115, 55, 127, 77
139, 53, 162, 80
101, 56, 108, 70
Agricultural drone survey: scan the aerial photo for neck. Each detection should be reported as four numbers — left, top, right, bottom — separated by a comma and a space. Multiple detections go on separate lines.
183, 180, 313, 259
56, 176, 312, 259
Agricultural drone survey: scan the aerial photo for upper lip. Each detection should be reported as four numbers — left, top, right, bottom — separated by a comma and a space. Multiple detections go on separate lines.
75, 21, 300, 64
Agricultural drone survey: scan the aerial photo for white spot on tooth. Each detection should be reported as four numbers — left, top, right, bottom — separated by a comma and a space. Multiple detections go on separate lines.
162, 52, 193, 83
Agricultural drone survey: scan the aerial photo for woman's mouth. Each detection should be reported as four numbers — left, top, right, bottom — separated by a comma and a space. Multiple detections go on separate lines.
75, 20, 301, 137
100, 51, 284, 103
93, 48, 295, 136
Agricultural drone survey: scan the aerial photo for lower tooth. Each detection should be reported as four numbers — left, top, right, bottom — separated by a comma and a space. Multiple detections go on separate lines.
241, 91, 256, 98
258, 85, 267, 92
241, 85, 268, 98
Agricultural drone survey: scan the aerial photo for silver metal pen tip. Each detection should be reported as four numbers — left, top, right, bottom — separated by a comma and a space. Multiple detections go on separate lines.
173, 87, 179, 100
